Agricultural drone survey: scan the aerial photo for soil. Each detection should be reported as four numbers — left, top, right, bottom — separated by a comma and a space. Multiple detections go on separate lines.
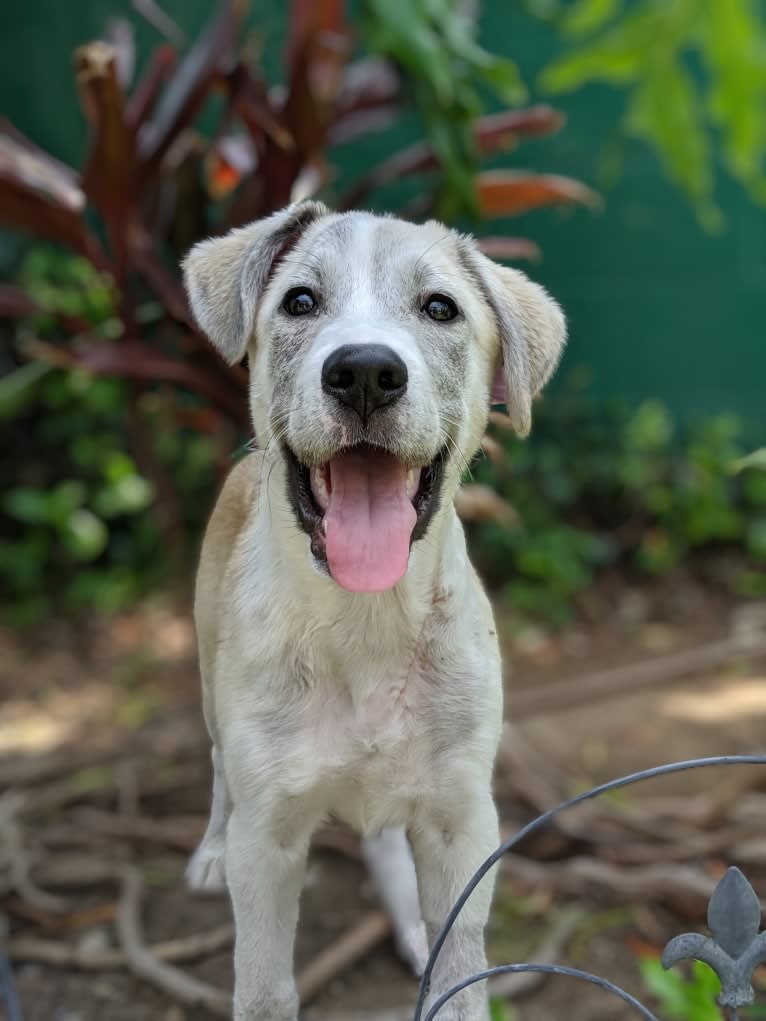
2, 572, 765, 1021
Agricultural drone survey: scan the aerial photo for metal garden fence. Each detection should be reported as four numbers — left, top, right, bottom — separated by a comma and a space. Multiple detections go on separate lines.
415, 755, 766, 1021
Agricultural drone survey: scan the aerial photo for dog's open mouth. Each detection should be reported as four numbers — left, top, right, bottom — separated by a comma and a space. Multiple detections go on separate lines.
285, 443, 446, 593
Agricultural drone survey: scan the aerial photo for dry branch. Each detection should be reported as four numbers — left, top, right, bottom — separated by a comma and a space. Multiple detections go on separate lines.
297, 911, 392, 1004
512, 634, 766, 719
116, 865, 231, 1017
74, 808, 204, 851
501, 853, 756, 913
9, 922, 234, 970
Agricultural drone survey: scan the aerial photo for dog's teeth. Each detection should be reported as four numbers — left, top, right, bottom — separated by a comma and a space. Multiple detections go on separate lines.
311, 467, 330, 511
405, 468, 420, 500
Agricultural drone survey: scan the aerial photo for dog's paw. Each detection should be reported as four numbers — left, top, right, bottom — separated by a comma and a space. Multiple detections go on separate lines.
186, 841, 227, 892
394, 919, 429, 977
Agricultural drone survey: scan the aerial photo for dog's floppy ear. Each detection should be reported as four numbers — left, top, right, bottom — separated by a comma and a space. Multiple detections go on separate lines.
465, 249, 566, 436
183, 200, 329, 364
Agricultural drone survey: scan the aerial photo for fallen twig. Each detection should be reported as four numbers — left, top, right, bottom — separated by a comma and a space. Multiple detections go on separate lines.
0, 792, 68, 913
512, 633, 766, 718
116, 865, 231, 1017
9, 921, 234, 969
304, 1011, 412, 1021
501, 853, 759, 914
74, 807, 204, 851
297, 911, 392, 1005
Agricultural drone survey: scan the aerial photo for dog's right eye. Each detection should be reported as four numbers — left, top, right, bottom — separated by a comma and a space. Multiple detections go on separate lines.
283, 288, 317, 316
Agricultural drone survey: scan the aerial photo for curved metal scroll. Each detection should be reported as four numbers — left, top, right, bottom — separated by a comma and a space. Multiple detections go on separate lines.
414, 754, 766, 1021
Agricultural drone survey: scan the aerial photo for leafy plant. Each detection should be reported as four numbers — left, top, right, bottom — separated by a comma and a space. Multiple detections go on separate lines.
0, 0, 595, 623
640, 955, 766, 1020
1, 250, 223, 625
468, 397, 766, 624
1, 0, 592, 421
640, 957, 723, 1021
533, 0, 766, 228
489, 998, 518, 1021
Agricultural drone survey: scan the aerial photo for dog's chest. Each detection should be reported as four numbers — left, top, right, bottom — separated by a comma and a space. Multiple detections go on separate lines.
275, 659, 435, 832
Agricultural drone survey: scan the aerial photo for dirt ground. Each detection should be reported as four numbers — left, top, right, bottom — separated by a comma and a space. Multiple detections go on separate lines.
2, 571, 766, 1021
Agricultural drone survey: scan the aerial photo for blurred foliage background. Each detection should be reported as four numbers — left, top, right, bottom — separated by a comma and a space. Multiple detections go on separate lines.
1, 0, 765, 627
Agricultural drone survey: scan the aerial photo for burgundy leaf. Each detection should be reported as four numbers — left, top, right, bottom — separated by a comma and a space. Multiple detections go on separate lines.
332, 56, 400, 120
477, 236, 541, 262
329, 105, 398, 145
0, 285, 39, 319
137, 0, 249, 177
283, 28, 352, 162
224, 63, 294, 151
454, 484, 518, 527
76, 42, 137, 217
132, 0, 186, 47
475, 106, 566, 142
130, 235, 195, 329
491, 365, 507, 406
0, 130, 108, 269
287, 0, 346, 75
105, 17, 136, 88
75, 339, 249, 428
125, 44, 177, 129
338, 106, 566, 209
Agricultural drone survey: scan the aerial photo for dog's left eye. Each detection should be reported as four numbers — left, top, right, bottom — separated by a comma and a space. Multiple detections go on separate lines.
283, 288, 317, 316
423, 294, 459, 322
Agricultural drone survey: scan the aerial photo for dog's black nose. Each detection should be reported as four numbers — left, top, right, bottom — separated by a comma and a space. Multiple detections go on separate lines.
321, 344, 408, 424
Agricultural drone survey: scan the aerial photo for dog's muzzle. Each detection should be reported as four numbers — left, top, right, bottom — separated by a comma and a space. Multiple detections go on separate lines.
285, 441, 446, 594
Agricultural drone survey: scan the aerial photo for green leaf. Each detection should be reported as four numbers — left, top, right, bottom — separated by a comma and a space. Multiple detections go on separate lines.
746, 517, 766, 561
733, 448, 766, 473
700, 0, 766, 198
3, 487, 51, 524
489, 997, 517, 1021
48, 480, 86, 527
62, 508, 108, 560
625, 53, 715, 215
537, 0, 766, 221
95, 474, 153, 518
0, 360, 54, 420
539, 9, 652, 92
639, 957, 723, 1020
561, 0, 624, 37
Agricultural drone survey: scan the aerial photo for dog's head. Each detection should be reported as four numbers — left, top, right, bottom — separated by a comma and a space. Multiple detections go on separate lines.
184, 202, 565, 593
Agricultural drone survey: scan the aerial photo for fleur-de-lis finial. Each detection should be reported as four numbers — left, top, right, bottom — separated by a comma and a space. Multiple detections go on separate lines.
662, 867, 766, 1009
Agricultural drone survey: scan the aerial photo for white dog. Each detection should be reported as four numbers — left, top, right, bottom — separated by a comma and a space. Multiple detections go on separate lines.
182, 202, 565, 1021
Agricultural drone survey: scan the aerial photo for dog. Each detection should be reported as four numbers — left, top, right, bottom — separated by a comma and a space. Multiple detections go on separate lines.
182, 201, 565, 1021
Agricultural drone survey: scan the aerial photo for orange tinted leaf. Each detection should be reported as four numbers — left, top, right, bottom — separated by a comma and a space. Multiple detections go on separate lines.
474, 106, 566, 151
477, 170, 602, 217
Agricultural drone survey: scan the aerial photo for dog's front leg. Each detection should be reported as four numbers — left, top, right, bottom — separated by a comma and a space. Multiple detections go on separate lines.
411, 786, 499, 1021
226, 806, 310, 1021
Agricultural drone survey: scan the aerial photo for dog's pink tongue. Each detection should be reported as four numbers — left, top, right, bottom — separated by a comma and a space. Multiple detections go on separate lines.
325, 448, 416, 593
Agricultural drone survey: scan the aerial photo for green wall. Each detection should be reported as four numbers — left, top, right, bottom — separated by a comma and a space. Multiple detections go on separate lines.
1, 1, 764, 425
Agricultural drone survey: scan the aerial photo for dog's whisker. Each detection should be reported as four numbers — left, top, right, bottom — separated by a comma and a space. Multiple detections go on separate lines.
412, 233, 453, 277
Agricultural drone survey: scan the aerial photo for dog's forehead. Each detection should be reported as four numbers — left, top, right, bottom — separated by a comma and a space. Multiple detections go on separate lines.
296, 212, 465, 286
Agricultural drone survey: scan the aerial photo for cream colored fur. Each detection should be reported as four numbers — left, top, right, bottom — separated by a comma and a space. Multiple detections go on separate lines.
183, 203, 565, 1020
